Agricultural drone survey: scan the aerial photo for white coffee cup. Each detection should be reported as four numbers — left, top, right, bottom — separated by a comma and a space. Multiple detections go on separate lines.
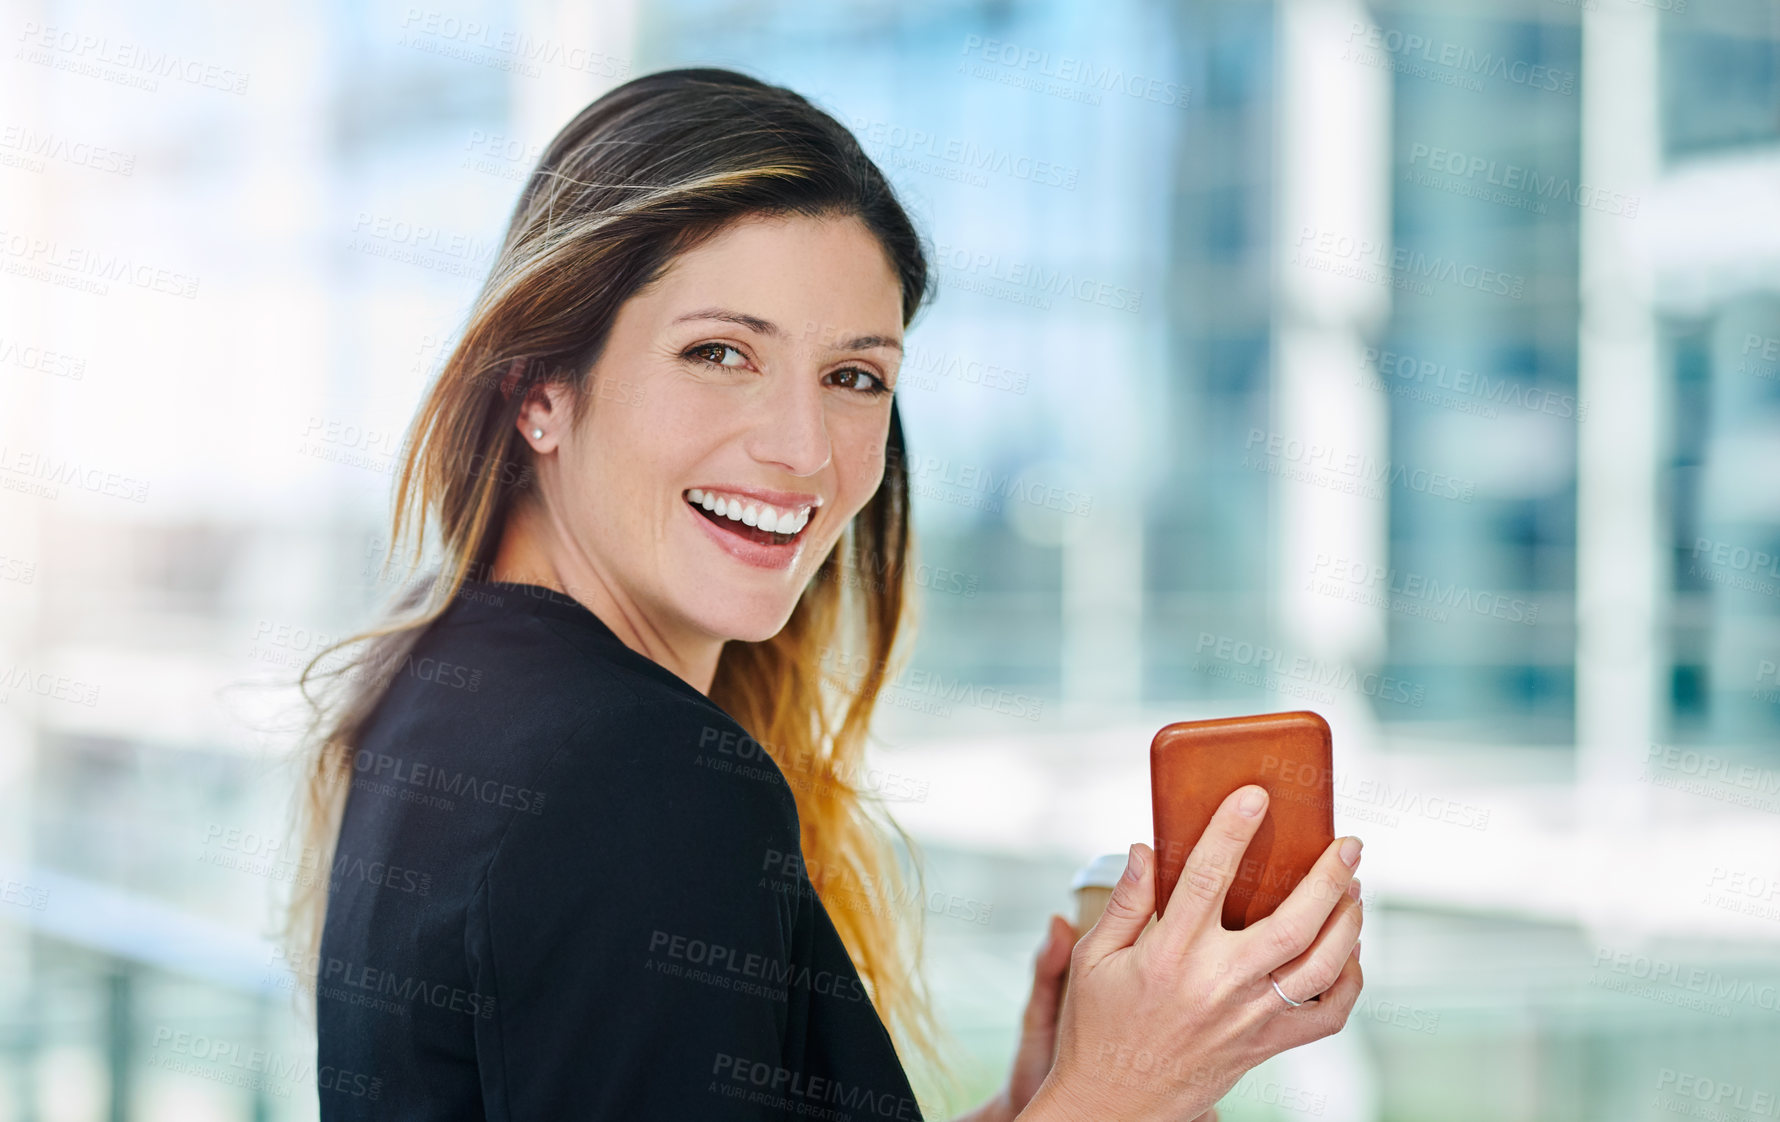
1069, 852, 1131, 932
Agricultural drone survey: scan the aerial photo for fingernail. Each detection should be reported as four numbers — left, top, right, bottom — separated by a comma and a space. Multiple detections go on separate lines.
1238, 787, 1267, 816
1347, 879, 1361, 900
1122, 843, 1143, 882
1355, 939, 1363, 959
1339, 837, 1363, 867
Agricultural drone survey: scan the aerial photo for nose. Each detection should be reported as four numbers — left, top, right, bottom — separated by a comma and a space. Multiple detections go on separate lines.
745, 364, 832, 477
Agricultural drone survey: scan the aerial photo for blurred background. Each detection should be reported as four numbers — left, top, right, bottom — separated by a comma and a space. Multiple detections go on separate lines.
2, 0, 1779, 1117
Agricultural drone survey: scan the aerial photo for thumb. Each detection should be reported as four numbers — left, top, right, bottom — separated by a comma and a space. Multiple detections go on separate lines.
1076, 843, 1155, 967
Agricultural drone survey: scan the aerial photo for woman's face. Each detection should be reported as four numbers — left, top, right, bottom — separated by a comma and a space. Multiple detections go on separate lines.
521, 212, 905, 646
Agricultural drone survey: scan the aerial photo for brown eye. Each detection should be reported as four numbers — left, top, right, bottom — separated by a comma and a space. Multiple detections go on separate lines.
686, 343, 748, 368
827, 366, 890, 397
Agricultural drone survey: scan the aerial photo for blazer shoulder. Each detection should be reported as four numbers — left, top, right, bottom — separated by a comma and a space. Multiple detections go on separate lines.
477, 694, 805, 932
544, 694, 799, 827
414, 600, 681, 718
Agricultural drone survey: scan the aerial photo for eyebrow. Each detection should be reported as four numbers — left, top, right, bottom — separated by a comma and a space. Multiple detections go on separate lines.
672, 307, 903, 354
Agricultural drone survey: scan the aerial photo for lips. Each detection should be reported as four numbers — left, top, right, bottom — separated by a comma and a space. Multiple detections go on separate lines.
682, 488, 820, 572
685, 487, 817, 539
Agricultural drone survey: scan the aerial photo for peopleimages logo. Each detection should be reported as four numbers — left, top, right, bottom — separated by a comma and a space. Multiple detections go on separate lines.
710, 1051, 924, 1119
0, 443, 151, 503
0, 230, 199, 299
270, 947, 498, 1020
1295, 227, 1525, 300
1193, 631, 1426, 708
647, 929, 870, 1003
930, 239, 1142, 313
1243, 428, 1475, 504
1742, 333, 1780, 380
1342, 22, 1577, 95
1644, 741, 1780, 815
1405, 143, 1639, 218
850, 115, 1080, 191
899, 449, 1093, 517
1360, 347, 1586, 421
15, 22, 252, 94
817, 645, 1046, 722
1593, 947, 1777, 1016
0, 663, 102, 708
1653, 1069, 1779, 1117
1259, 754, 1491, 831
1307, 552, 1540, 625
958, 35, 1191, 109
1692, 538, 1780, 578
396, 8, 631, 80
335, 748, 544, 813
0, 124, 137, 176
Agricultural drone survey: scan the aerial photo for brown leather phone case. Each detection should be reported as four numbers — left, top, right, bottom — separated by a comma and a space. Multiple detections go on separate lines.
1151, 710, 1334, 929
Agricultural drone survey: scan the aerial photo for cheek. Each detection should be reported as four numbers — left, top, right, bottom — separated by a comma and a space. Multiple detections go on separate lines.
830, 422, 890, 518
568, 405, 660, 517
635, 377, 736, 466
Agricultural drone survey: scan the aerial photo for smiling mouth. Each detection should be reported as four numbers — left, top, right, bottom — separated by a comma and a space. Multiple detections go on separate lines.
684, 488, 813, 547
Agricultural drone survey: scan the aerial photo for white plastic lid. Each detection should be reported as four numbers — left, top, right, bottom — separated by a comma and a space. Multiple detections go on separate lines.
1069, 852, 1131, 892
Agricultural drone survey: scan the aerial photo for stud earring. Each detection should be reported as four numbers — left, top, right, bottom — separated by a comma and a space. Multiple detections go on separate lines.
531, 428, 543, 440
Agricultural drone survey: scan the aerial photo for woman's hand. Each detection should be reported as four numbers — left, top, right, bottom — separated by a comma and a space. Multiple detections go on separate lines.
980, 915, 1216, 1122
1018, 785, 1364, 1122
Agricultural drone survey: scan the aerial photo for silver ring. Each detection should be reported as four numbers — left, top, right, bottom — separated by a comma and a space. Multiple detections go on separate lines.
1269, 974, 1304, 1007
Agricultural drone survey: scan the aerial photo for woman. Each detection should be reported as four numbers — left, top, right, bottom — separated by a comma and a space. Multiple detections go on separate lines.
289, 67, 1365, 1121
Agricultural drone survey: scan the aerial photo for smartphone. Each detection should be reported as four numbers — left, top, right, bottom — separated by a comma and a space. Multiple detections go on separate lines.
1150, 710, 1334, 929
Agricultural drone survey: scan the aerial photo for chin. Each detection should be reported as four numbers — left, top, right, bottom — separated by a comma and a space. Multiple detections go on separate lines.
710, 614, 794, 646
686, 593, 800, 646
670, 516, 824, 643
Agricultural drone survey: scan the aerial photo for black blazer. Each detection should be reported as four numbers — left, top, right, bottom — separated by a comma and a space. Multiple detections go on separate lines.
315, 579, 923, 1120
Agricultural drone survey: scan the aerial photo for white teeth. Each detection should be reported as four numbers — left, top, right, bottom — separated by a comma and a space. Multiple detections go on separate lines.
685, 489, 817, 537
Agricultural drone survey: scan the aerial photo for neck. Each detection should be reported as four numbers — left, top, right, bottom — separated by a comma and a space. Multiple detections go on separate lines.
485, 501, 722, 696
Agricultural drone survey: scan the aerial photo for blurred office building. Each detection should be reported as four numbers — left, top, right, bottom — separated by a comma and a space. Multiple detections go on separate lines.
1, 0, 1776, 1118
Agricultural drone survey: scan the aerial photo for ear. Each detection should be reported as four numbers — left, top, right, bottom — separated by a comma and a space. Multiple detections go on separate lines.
516, 381, 573, 452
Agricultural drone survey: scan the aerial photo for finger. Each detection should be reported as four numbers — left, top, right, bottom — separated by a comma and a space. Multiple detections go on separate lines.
1296, 945, 1363, 1040
1236, 834, 1361, 977
1074, 843, 1155, 969
1022, 914, 1075, 1035
1270, 881, 1362, 1003
1256, 945, 1363, 1052
1152, 784, 1270, 949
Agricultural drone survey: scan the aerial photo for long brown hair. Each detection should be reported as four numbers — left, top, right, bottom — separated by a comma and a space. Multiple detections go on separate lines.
287, 67, 963, 1108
